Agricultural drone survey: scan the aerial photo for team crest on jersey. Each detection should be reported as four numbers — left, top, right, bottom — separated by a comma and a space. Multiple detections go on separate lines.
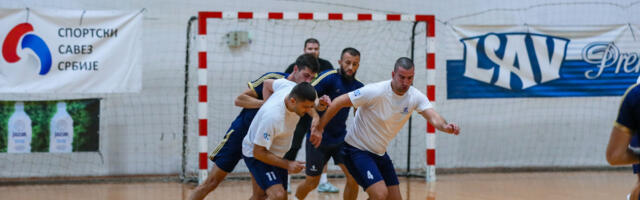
353, 89, 361, 97
263, 132, 270, 141
401, 107, 409, 114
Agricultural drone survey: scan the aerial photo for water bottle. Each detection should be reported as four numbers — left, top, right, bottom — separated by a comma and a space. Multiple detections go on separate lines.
8, 102, 32, 153
49, 102, 73, 153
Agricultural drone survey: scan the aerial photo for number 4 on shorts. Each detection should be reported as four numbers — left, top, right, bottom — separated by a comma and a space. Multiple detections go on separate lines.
367, 170, 374, 180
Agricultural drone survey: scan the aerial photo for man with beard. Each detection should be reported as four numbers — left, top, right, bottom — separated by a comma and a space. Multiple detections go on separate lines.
294, 47, 363, 200
188, 54, 319, 200
284, 38, 338, 193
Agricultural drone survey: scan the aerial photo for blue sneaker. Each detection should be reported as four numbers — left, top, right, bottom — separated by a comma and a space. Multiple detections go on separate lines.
317, 182, 339, 193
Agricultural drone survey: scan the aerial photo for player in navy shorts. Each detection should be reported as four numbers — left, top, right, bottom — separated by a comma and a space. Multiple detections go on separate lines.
242, 81, 320, 200
294, 47, 363, 200
606, 83, 640, 200
189, 54, 319, 200
312, 57, 460, 200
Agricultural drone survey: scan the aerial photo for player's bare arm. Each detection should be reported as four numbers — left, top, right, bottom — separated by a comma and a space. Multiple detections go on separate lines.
310, 94, 353, 148
234, 88, 263, 109
419, 108, 460, 135
606, 124, 639, 165
253, 145, 305, 173
261, 79, 275, 101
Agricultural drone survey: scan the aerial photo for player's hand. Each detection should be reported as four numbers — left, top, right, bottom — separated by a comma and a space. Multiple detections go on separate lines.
287, 161, 305, 174
309, 127, 323, 148
443, 123, 460, 135
317, 95, 331, 111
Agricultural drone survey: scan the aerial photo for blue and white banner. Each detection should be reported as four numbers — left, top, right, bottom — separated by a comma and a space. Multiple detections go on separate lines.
446, 25, 640, 99
0, 8, 142, 93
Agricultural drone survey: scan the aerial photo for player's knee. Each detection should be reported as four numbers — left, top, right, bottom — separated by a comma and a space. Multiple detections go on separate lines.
269, 189, 287, 200
306, 175, 321, 188
367, 187, 388, 200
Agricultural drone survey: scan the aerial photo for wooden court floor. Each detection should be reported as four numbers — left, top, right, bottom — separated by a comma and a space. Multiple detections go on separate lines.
0, 171, 635, 200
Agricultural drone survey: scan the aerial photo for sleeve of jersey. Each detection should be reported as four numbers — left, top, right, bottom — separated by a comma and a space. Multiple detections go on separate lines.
248, 73, 286, 99
252, 117, 278, 150
348, 84, 375, 108
272, 79, 285, 92
414, 89, 433, 112
615, 86, 639, 132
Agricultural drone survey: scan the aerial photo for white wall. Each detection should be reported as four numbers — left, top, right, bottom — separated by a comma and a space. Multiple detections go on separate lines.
0, 0, 637, 178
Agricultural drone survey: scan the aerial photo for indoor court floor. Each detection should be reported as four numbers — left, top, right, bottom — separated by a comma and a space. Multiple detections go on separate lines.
0, 171, 634, 200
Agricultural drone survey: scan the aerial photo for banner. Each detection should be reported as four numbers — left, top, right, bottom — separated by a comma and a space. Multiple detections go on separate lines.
446, 25, 640, 99
0, 8, 142, 93
0, 99, 99, 153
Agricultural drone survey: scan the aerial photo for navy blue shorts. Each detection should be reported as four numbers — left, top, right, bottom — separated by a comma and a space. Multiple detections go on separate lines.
209, 125, 248, 173
341, 143, 398, 190
305, 140, 344, 176
631, 135, 640, 174
243, 156, 288, 191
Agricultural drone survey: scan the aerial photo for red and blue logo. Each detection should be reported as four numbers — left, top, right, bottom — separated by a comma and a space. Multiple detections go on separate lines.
2, 23, 52, 75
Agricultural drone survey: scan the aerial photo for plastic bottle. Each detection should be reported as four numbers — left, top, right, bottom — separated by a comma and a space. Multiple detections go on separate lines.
49, 102, 73, 153
8, 102, 32, 153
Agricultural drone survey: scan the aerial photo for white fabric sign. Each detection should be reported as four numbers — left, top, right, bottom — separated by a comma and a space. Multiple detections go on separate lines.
0, 8, 142, 93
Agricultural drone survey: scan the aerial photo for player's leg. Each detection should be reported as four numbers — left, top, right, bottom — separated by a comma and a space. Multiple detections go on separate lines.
630, 135, 640, 200
250, 173, 267, 200
318, 164, 339, 193
337, 164, 358, 200
376, 153, 401, 200
189, 127, 245, 200
244, 156, 288, 200
294, 138, 330, 199
365, 181, 388, 200
631, 184, 640, 200
342, 143, 388, 200
265, 184, 287, 200
188, 165, 229, 200
385, 185, 401, 200
329, 142, 356, 199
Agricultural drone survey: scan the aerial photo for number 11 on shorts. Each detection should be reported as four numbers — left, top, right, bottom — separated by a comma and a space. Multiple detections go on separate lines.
266, 171, 277, 181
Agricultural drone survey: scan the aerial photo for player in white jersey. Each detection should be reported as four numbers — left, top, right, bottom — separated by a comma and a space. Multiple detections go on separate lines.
242, 80, 320, 200
310, 57, 460, 200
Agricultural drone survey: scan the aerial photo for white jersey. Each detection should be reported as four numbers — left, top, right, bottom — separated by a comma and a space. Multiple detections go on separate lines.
345, 79, 432, 155
242, 78, 299, 158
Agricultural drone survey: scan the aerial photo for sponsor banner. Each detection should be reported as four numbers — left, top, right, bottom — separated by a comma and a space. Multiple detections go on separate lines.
0, 8, 142, 93
0, 99, 99, 153
446, 25, 640, 99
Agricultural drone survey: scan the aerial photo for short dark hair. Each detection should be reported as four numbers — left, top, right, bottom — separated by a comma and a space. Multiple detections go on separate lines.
340, 47, 360, 59
289, 82, 317, 102
295, 53, 319, 73
394, 57, 414, 72
304, 38, 320, 47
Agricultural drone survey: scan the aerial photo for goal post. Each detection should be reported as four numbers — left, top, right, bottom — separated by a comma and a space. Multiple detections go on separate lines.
192, 11, 437, 184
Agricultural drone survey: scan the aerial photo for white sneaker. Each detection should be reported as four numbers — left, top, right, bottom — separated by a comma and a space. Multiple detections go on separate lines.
317, 182, 339, 193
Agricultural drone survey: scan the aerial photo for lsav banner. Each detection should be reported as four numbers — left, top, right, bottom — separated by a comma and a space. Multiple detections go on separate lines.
446, 25, 640, 99
0, 8, 142, 93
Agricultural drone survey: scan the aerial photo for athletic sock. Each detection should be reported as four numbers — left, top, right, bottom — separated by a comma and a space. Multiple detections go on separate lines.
320, 173, 328, 184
